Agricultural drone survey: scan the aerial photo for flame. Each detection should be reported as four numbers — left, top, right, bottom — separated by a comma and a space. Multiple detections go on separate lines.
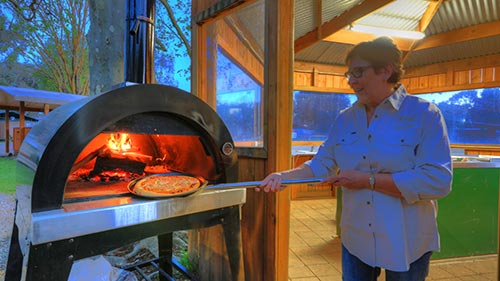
107, 133, 132, 152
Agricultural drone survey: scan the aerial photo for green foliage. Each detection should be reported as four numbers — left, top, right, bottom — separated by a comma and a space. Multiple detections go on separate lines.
0, 0, 90, 94
0, 155, 17, 195
417, 88, 500, 144
178, 250, 198, 273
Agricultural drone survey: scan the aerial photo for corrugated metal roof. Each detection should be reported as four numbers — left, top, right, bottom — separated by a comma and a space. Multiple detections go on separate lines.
356, 0, 428, 30
426, 0, 499, 34
405, 35, 500, 68
322, 0, 363, 24
294, 0, 319, 39
293, 0, 500, 70
295, 41, 351, 66
295, 0, 362, 39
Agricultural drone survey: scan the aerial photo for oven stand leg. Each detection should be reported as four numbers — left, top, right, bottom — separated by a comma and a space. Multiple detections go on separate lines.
26, 239, 76, 281
6, 223, 22, 281
157, 232, 173, 280
222, 206, 244, 281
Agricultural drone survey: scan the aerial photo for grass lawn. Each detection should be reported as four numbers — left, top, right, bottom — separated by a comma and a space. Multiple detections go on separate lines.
0, 156, 17, 195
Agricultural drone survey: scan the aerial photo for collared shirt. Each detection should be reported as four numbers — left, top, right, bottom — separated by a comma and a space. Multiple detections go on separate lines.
305, 85, 453, 271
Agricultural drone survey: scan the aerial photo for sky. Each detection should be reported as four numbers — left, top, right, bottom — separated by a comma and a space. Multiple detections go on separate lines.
173, 55, 191, 92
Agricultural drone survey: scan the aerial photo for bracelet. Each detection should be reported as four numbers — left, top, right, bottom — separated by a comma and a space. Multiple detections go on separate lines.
369, 173, 375, 190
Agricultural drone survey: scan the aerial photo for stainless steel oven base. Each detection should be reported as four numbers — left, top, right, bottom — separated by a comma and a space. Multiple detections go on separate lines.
8, 186, 246, 281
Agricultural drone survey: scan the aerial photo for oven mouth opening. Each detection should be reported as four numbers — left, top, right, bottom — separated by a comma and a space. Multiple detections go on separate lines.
64, 131, 219, 203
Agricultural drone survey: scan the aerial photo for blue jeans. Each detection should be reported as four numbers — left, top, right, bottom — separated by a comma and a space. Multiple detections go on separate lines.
342, 244, 432, 281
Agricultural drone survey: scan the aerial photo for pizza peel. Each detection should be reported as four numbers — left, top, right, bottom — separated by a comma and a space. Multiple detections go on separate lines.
128, 172, 324, 198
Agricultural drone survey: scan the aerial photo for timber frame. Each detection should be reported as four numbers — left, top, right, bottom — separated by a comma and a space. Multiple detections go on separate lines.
294, 54, 500, 95
192, 0, 293, 280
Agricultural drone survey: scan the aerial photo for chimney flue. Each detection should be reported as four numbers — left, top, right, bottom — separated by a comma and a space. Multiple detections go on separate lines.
124, 0, 156, 84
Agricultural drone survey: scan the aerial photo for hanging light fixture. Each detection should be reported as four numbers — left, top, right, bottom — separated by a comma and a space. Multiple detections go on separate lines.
350, 24, 425, 40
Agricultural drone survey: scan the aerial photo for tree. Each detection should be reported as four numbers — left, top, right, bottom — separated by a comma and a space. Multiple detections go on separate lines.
87, 0, 125, 95
87, 0, 192, 95
293, 91, 352, 140
0, 0, 192, 95
155, 0, 191, 90
1, 0, 90, 95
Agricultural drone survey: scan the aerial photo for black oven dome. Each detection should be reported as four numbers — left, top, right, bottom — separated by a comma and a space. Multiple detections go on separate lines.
17, 84, 237, 212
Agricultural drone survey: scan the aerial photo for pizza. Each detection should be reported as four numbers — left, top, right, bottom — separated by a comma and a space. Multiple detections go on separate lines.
132, 174, 202, 197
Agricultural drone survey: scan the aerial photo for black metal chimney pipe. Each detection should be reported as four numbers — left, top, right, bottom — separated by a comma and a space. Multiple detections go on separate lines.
125, 0, 156, 84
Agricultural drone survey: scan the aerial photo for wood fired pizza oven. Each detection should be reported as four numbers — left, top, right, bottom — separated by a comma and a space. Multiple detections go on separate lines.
17, 84, 238, 212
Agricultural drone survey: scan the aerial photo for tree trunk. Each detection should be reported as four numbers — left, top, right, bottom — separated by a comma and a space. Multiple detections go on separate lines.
88, 0, 125, 96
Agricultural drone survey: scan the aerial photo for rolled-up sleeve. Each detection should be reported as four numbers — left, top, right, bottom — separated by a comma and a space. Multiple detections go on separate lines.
393, 105, 452, 204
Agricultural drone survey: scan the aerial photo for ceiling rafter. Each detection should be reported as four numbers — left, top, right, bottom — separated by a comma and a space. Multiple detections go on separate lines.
402, 0, 443, 63
323, 29, 415, 51
418, 0, 443, 32
294, 0, 394, 53
413, 20, 500, 51
315, 0, 322, 39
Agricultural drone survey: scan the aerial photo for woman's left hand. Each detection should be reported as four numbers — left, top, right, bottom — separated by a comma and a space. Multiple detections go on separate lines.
257, 172, 286, 192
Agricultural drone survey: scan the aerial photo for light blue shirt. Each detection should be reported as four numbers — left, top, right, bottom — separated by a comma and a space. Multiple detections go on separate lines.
305, 85, 453, 271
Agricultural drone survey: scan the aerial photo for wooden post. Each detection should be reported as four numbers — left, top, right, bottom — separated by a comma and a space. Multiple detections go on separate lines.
16, 101, 26, 154
190, 2, 252, 280
264, 0, 294, 280
5, 109, 9, 154
43, 104, 50, 114
19, 101, 25, 129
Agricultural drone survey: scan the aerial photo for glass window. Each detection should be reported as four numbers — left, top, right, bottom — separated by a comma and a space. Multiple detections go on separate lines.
210, 0, 265, 149
216, 49, 263, 147
415, 87, 500, 145
292, 91, 355, 141
292, 87, 500, 146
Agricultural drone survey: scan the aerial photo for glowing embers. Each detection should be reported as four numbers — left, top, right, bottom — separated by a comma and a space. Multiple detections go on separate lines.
70, 133, 152, 183
68, 133, 218, 186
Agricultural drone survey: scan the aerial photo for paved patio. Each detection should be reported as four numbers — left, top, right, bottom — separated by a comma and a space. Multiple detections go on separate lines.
289, 198, 498, 281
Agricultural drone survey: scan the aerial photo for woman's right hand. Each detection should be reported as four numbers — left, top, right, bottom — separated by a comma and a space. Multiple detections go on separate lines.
256, 172, 286, 192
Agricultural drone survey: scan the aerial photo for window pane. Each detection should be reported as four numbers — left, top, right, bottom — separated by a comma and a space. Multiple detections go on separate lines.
415, 87, 500, 145
292, 88, 500, 146
293, 91, 355, 141
216, 49, 263, 147
206, 0, 265, 149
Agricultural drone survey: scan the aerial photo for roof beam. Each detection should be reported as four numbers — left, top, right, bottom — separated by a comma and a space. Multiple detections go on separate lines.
314, 0, 322, 38
418, 0, 443, 32
294, 0, 394, 53
323, 29, 415, 51
402, 1, 443, 63
413, 20, 500, 51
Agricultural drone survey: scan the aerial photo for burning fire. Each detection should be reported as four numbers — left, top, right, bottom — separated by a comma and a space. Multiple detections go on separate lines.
107, 133, 132, 152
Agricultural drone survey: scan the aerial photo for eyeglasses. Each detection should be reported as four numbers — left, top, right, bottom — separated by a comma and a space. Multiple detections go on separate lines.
344, 65, 373, 80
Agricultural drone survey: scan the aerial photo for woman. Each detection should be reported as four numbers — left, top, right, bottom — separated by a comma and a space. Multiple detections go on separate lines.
258, 37, 452, 281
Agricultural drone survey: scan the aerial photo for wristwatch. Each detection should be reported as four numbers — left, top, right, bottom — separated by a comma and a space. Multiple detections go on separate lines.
369, 173, 375, 190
